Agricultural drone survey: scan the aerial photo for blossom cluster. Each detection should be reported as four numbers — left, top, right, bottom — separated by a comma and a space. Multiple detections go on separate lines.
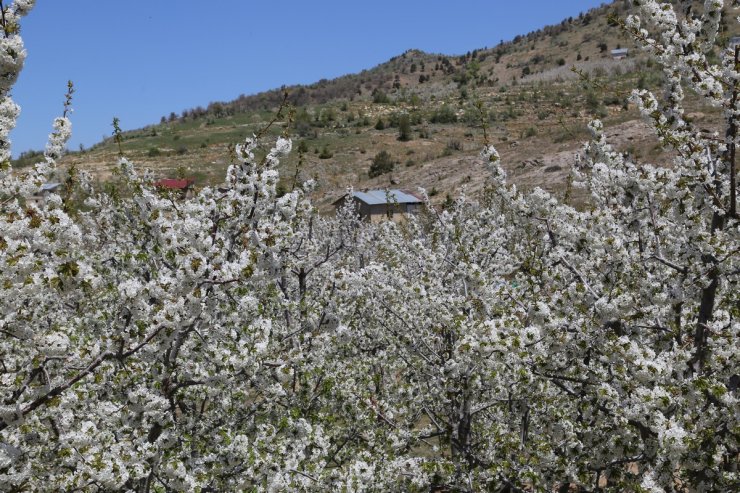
0, 1, 738, 491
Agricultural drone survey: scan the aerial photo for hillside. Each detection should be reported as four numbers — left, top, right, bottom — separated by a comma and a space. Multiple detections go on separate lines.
19, 0, 738, 210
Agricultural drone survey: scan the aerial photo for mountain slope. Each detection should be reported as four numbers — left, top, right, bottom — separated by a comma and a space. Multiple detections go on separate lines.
37, 0, 738, 210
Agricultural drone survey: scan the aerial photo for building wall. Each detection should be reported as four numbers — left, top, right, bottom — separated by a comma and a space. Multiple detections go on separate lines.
336, 197, 422, 222
366, 202, 418, 223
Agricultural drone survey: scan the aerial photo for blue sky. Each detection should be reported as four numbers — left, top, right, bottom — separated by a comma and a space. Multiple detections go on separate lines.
11, 1, 606, 156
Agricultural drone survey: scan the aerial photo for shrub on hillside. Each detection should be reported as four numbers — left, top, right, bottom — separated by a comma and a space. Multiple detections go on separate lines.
368, 150, 394, 177
318, 144, 333, 159
430, 104, 457, 124
397, 114, 412, 141
372, 89, 390, 104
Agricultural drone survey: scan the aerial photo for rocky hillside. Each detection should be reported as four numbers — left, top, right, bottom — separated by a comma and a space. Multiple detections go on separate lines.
16, 0, 737, 211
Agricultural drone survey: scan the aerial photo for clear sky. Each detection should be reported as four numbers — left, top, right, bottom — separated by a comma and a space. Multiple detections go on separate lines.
10, 1, 607, 156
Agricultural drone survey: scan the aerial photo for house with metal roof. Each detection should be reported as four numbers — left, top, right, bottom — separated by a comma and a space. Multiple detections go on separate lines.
27, 182, 62, 206
333, 189, 423, 223
610, 48, 629, 60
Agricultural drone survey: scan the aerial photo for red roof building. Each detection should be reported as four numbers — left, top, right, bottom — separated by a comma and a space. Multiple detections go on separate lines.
154, 178, 195, 199
154, 178, 195, 189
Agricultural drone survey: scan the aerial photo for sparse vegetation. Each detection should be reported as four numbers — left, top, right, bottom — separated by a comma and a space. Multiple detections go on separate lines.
54, 0, 724, 212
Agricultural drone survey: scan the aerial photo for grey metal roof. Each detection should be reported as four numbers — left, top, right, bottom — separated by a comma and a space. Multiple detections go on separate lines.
39, 182, 61, 192
611, 48, 629, 55
350, 189, 422, 205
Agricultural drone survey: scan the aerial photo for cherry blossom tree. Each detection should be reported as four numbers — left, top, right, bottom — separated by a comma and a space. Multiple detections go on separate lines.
328, 1, 739, 490
0, 0, 738, 492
